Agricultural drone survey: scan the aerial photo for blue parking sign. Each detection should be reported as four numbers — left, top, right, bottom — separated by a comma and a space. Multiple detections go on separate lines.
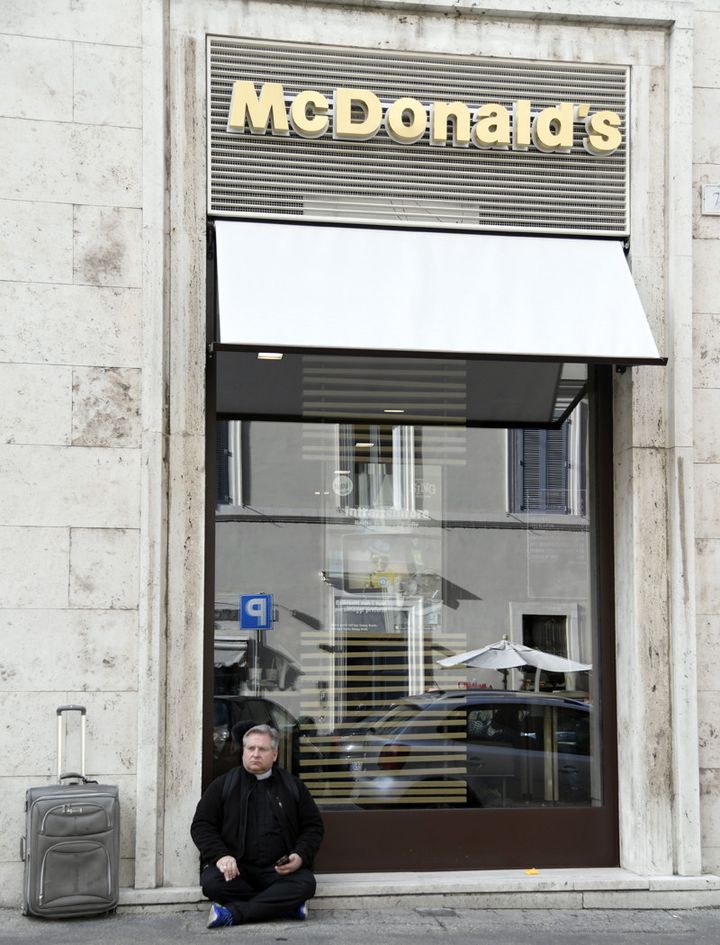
239, 594, 273, 630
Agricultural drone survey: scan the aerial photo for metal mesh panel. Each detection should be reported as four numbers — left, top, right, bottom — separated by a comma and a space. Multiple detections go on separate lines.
208, 36, 628, 236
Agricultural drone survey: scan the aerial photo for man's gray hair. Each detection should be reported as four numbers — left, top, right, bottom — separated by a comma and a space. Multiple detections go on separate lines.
243, 724, 280, 751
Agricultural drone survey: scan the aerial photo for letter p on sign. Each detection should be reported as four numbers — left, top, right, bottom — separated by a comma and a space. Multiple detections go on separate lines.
240, 594, 273, 630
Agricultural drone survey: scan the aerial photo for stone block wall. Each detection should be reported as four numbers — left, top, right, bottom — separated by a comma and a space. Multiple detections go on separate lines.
694, 0, 720, 874
0, 2, 144, 901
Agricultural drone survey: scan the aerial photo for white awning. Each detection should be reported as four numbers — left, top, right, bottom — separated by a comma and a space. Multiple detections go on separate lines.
215, 220, 662, 364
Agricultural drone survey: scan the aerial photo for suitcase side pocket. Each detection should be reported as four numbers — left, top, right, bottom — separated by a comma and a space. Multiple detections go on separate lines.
39, 840, 112, 907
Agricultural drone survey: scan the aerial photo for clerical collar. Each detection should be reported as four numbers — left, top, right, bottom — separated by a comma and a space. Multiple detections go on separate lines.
255, 769, 273, 781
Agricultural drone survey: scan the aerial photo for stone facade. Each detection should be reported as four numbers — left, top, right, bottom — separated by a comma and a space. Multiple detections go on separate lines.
0, 1, 144, 897
693, 0, 720, 875
0, 0, 718, 907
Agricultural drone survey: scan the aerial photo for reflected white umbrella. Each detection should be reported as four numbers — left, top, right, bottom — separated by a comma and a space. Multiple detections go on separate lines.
437, 637, 591, 691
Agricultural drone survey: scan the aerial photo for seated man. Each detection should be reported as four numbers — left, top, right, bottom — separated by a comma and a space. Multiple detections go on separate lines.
191, 723, 324, 929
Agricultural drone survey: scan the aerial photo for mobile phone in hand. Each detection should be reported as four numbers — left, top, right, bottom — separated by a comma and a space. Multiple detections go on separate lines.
275, 855, 290, 866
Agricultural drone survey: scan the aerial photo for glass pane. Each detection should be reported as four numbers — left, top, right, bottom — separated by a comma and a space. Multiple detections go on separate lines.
212, 401, 601, 810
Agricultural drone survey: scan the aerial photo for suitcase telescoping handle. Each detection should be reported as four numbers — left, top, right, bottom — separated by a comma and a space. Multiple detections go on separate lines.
56, 704, 87, 783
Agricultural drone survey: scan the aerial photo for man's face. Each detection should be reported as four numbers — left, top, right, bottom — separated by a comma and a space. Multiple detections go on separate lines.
242, 732, 278, 775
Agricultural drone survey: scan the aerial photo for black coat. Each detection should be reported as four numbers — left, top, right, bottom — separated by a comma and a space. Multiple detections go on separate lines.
190, 764, 324, 870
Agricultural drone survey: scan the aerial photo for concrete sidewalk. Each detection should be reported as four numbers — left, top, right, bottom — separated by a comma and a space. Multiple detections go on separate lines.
3, 905, 720, 945
6, 870, 720, 944
117, 867, 720, 912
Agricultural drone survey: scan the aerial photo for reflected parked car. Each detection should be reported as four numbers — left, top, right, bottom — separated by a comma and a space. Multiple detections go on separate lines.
212, 696, 324, 780
328, 704, 398, 776
338, 689, 591, 809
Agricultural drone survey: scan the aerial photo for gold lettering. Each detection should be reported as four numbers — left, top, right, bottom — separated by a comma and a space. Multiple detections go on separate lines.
532, 102, 574, 152
472, 103, 510, 149
334, 88, 383, 140
385, 97, 427, 145
430, 101, 471, 147
512, 100, 532, 150
227, 83, 623, 157
227, 81, 289, 135
289, 89, 329, 138
583, 110, 622, 155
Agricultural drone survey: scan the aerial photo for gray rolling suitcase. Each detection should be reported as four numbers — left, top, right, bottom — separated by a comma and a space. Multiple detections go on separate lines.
21, 705, 120, 917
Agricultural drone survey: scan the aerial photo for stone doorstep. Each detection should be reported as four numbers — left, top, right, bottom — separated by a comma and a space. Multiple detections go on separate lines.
118, 870, 720, 912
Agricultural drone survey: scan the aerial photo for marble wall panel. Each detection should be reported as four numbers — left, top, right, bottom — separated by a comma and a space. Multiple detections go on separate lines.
614, 445, 674, 872
630, 255, 666, 359
74, 206, 142, 288
694, 88, 720, 166
0, 0, 142, 46
0, 526, 69, 609
0, 363, 72, 446
69, 528, 140, 610
702, 847, 720, 875
0, 608, 138, 692
0, 691, 138, 779
697, 616, 720, 693
694, 11, 720, 88
626, 61, 666, 276
74, 44, 142, 128
0, 778, 31, 870
694, 389, 720, 463
0, 445, 140, 529
162, 432, 206, 884
693, 72, 720, 875
119, 858, 135, 890
0, 199, 73, 284
698, 691, 720, 768
694, 463, 720, 540
693, 238, 720, 315
0, 118, 141, 207
0, 35, 73, 122
0, 282, 142, 368
693, 165, 720, 241
65, 690, 138, 778
696, 538, 720, 614
632, 365, 667, 451
0, 691, 74, 778
114, 774, 138, 859
694, 313, 720, 388
71, 367, 142, 448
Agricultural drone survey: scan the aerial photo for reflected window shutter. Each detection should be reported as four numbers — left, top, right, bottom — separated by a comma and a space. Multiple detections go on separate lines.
521, 430, 542, 511
216, 421, 231, 505
513, 425, 569, 513
544, 427, 569, 513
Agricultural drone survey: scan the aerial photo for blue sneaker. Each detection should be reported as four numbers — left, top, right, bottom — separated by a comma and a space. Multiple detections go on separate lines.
207, 902, 234, 928
292, 902, 308, 920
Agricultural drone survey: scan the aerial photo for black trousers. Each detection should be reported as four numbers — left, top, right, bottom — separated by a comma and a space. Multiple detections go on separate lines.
200, 863, 317, 924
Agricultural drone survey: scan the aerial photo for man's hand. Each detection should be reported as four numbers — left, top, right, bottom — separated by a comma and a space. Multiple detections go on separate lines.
275, 852, 303, 875
216, 855, 239, 881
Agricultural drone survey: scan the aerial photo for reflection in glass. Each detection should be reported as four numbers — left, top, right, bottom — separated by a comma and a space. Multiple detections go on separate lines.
213, 406, 600, 810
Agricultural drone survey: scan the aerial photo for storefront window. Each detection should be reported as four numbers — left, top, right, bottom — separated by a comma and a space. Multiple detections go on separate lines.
212, 398, 602, 812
